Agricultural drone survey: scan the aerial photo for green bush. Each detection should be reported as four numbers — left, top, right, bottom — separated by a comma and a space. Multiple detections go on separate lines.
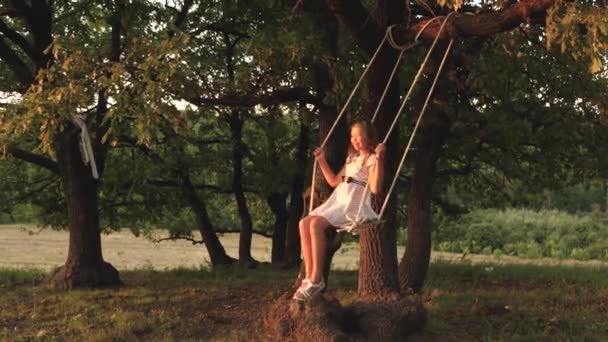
433, 208, 608, 261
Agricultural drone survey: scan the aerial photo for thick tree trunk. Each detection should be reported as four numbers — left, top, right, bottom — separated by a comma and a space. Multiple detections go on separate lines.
358, 45, 402, 298
45, 127, 121, 289
268, 192, 289, 264
398, 53, 455, 292
398, 116, 450, 293
285, 5, 343, 271
230, 113, 257, 266
283, 116, 309, 267
320, 0, 407, 298
183, 178, 235, 266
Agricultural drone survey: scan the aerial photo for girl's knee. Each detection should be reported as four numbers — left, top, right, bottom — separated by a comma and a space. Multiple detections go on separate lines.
299, 216, 311, 231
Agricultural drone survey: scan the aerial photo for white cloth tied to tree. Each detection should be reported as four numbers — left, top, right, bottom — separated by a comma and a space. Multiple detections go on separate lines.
71, 115, 99, 180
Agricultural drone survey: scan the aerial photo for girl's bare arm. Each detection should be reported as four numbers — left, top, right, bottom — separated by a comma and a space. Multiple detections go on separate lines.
315, 148, 344, 187
369, 144, 386, 194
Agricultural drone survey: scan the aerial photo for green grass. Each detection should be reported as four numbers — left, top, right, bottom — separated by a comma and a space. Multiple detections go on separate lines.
1, 262, 607, 341
425, 262, 608, 340
0, 268, 45, 289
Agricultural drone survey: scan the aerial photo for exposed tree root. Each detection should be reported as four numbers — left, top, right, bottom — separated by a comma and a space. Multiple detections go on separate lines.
44, 260, 122, 289
265, 291, 427, 341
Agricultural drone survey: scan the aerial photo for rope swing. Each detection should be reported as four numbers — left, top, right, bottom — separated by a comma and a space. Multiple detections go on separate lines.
309, 13, 456, 234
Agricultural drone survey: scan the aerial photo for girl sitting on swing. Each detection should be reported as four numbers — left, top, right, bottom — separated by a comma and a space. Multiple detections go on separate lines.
293, 119, 386, 301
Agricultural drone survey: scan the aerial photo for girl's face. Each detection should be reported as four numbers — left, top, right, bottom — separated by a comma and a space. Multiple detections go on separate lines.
350, 124, 371, 153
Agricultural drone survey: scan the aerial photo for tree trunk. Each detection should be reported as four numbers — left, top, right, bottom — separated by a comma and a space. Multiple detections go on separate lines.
398, 114, 450, 293
268, 192, 289, 264
285, 4, 341, 267
358, 43, 402, 298
45, 127, 121, 289
267, 2, 430, 340
284, 114, 310, 267
230, 112, 257, 266
183, 177, 235, 266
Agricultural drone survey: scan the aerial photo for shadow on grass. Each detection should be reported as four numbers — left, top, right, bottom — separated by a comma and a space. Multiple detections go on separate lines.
1, 262, 607, 341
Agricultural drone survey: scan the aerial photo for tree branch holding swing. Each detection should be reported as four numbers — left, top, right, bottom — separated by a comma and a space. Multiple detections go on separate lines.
399, 0, 555, 42
322, 0, 556, 54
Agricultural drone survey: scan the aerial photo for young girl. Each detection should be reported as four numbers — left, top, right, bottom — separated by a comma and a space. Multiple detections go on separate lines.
293, 120, 386, 301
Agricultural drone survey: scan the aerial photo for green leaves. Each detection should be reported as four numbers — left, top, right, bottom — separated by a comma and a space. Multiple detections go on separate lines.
0, 32, 190, 154
546, 0, 608, 73
434, 208, 608, 260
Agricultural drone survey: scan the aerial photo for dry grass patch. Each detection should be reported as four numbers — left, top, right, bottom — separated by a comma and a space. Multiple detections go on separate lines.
1, 262, 608, 341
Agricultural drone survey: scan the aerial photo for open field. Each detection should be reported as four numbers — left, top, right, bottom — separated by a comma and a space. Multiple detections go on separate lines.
1, 224, 608, 271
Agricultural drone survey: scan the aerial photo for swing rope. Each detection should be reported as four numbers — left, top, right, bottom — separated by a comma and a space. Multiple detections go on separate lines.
308, 25, 417, 213
348, 13, 455, 231
377, 38, 454, 219
309, 13, 456, 231
370, 20, 440, 123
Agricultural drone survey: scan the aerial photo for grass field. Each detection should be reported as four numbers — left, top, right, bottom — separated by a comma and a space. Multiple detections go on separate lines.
2, 225, 606, 271
1, 262, 607, 341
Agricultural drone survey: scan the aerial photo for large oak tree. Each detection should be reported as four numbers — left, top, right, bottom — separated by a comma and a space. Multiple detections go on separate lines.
0, 0, 188, 288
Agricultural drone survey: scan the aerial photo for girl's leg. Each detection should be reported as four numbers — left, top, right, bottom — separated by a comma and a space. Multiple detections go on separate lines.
309, 216, 330, 284
298, 216, 314, 280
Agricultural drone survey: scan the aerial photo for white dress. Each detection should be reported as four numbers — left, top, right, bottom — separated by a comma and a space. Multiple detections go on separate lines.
310, 154, 379, 228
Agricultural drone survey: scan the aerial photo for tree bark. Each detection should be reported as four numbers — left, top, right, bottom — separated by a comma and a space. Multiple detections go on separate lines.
323, 0, 554, 45
284, 114, 309, 267
45, 126, 121, 289
287, 3, 346, 275
401, 0, 554, 42
268, 192, 289, 264
356, 27, 404, 299
358, 46, 402, 296
230, 112, 257, 266
398, 106, 450, 293
183, 177, 235, 266
321, 0, 408, 298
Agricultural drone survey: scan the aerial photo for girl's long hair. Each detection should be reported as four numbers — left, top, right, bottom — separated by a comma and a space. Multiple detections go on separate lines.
347, 119, 378, 161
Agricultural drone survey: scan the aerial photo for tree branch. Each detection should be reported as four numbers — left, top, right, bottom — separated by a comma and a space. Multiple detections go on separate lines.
0, 8, 21, 17
187, 87, 321, 108
400, 0, 555, 42
323, 0, 555, 50
323, 0, 383, 54
6, 146, 60, 174
18, 0, 53, 57
174, 0, 194, 30
146, 179, 256, 194
189, 23, 251, 40
152, 229, 273, 244
152, 234, 204, 245
0, 18, 41, 62
0, 37, 33, 86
